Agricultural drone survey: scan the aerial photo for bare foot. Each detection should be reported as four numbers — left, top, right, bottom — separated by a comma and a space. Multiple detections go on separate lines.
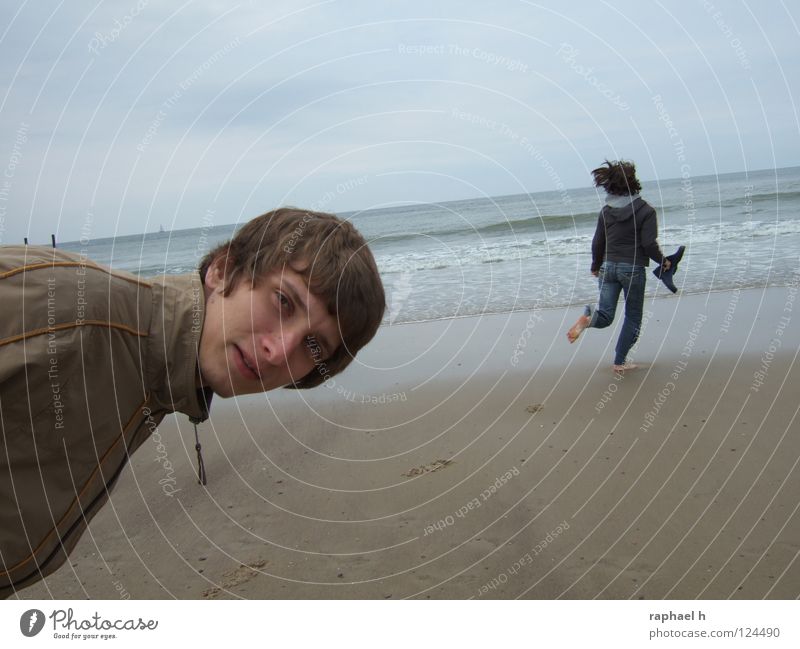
567, 315, 590, 343
612, 363, 639, 372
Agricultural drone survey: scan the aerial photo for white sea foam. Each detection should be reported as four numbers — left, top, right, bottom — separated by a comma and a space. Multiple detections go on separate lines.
56, 166, 800, 323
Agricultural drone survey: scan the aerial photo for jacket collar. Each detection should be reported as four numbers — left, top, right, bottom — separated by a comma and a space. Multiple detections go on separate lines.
146, 272, 212, 421
605, 193, 640, 208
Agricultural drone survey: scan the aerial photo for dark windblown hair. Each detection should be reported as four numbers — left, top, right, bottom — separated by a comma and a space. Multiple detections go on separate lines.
591, 159, 642, 196
199, 207, 386, 389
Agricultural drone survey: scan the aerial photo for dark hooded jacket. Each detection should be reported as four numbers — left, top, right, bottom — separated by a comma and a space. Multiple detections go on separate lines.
0, 245, 210, 598
591, 194, 665, 273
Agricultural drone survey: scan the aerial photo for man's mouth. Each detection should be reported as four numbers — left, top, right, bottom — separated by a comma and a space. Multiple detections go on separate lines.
234, 345, 260, 380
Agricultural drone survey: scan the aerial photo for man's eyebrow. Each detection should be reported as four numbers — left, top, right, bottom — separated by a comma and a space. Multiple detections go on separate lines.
281, 276, 335, 358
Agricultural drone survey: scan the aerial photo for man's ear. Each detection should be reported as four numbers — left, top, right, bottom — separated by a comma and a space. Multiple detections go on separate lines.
204, 256, 227, 292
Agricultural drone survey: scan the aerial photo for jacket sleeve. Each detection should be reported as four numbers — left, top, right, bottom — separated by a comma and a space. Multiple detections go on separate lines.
639, 205, 665, 265
591, 212, 605, 272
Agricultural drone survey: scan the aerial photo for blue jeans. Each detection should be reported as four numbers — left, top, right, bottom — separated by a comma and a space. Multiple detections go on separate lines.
587, 261, 646, 365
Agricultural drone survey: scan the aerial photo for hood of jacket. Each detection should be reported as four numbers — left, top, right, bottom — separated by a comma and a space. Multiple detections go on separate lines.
603, 193, 643, 223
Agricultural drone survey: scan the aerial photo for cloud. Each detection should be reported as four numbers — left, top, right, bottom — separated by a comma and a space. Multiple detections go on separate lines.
0, 1, 797, 242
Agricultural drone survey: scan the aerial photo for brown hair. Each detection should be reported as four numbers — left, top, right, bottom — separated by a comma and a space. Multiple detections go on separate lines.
591, 159, 642, 196
199, 207, 385, 388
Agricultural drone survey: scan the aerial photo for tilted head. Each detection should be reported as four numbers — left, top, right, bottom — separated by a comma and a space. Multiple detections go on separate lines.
591, 159, 642, 196
198, 208, 385, 394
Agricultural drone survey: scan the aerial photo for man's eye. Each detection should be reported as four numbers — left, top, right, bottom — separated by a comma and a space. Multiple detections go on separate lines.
277, 292, 291, 310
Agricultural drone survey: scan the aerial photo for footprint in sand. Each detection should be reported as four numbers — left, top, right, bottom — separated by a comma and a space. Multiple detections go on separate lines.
402, 459, 453, 477
202, 559, 268, 599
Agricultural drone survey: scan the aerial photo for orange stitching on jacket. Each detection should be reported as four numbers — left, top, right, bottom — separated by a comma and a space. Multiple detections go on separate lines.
0, 320, 148, 348
0, 261, 151, 287
0, 396, 150, 578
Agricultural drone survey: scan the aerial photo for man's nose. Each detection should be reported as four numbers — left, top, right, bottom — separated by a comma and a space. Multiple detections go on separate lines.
261, 326, 304, 364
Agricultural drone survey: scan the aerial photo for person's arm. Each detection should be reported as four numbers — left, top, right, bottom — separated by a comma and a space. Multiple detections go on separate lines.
591, 212, 605, 275
640, 207, 665, 266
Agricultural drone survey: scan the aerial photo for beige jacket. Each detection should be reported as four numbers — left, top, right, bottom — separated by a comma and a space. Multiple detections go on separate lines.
0, 245, 209, 597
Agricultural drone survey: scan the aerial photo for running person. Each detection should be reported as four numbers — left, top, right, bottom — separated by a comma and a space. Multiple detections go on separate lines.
567, 160, 670, 371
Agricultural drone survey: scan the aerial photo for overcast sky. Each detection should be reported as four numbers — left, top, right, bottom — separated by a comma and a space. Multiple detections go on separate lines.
0, 0, 798, 243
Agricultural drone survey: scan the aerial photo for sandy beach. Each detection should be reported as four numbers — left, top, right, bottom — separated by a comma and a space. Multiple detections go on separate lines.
15, 284, 800, 600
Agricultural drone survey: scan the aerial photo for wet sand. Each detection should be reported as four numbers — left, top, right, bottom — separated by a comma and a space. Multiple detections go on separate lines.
15, 286, 800, 599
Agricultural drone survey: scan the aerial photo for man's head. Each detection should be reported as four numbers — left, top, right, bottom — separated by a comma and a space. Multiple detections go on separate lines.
591, 159, 642, 196
198, 208, 385, 396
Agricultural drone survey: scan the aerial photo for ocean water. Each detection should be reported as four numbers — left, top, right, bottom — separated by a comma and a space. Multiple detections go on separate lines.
59, 166, 800, 324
